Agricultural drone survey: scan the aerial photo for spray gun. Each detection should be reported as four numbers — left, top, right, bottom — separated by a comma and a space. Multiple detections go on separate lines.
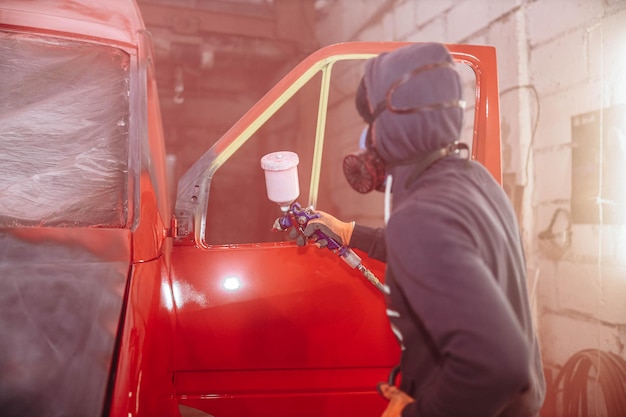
261, 151, 385, 294
272, 202, 385, 293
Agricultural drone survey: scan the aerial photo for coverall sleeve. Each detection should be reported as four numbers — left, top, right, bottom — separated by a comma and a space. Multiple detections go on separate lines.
349, 224, 387, 262
386, 206, 531, 417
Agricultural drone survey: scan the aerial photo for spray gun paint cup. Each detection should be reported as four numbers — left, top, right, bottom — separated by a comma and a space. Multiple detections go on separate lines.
261, 151, 300, 212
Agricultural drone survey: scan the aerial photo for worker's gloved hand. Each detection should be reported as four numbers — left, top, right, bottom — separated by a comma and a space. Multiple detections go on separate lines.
377, 382, 415, 417
302, 222, 342, 249
289, 210, 355, 248
288, 226, 306, 246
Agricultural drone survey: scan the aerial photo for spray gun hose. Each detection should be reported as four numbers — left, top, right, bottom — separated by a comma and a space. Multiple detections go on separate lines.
356, 264, 385, 293
336, 246, 385, 294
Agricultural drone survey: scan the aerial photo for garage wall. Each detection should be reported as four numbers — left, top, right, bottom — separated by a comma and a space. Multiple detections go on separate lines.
316, 0, 626, 409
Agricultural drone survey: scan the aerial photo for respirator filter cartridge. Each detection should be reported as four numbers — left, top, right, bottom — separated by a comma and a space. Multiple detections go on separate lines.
342, 149, 386, 194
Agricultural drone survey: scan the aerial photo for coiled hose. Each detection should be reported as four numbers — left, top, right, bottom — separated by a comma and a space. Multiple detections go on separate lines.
548, 348, 626, 417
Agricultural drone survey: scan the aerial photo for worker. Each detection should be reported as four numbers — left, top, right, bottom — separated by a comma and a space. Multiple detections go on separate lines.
295, 43, 546, 417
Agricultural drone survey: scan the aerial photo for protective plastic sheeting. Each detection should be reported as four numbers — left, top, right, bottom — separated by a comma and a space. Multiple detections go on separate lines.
0, 32, 130, 227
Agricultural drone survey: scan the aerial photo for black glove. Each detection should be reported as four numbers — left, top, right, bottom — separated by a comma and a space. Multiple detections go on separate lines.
288, 226, 307, 247
303, 221, 343, 248
288, 210, 354, 248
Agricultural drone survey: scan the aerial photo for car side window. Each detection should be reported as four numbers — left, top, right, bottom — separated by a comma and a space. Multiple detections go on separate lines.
315, 60, 384, 227
204, 73, 321, 245
202, 56, 477, 245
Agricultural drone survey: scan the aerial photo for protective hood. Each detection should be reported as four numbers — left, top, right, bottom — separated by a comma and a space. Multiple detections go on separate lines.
362, 43, 464, 166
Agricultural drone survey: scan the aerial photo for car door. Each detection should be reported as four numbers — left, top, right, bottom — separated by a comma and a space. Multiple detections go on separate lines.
169, 42, 501, 417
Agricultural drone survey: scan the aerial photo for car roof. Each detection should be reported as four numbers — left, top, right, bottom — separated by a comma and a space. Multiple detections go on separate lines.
0, 0, 145, 46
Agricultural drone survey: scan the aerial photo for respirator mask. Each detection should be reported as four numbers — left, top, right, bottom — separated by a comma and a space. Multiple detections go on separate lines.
342, 125, 387, 194
343, 61, 467, 194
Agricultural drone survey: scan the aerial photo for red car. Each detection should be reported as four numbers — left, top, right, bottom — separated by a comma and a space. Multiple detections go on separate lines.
0, 1, 501, 416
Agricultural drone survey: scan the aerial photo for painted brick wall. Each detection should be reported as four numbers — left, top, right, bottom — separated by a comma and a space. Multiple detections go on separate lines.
317, 0, 626, 411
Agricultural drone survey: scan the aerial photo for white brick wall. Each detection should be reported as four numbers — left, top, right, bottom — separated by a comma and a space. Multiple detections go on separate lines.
359, 17, 388, 42
551, 260, 626, 323
447, 1, 490, 41
316, 0, 378, 44
531, 31, 590, 96
540, 311, 624, 367
527, 0, 606, 46
587, 7, 626, 104
487, 0, 523, 22
404, 16, 446, 42
414, 0, 453, 27
534, 88, 592, 149
394, 0, 417, 40
486, 16, 525, 91
533, 147, 572, 203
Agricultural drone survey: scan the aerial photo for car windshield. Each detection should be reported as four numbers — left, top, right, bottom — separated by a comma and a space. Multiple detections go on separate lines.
0, 31, 130, 227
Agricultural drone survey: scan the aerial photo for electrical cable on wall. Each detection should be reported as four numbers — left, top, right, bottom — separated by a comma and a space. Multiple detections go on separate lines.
538, 207, 572, 259
546, 349, 626, 417
499, 84, 542, 309
499, 84, 540, 188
